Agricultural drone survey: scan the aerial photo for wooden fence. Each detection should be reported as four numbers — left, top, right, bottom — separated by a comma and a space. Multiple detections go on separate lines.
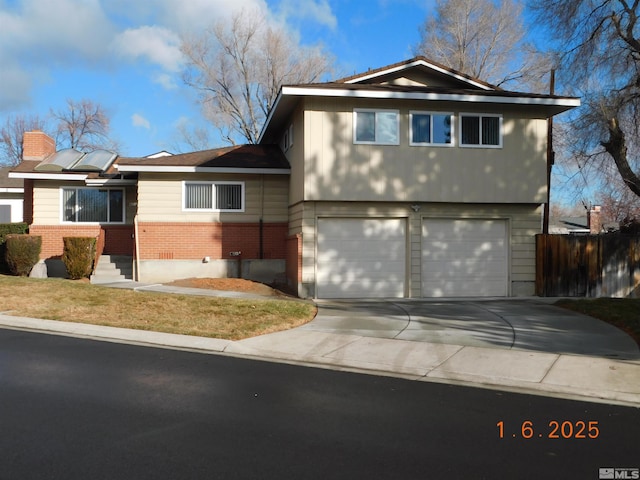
536, 234, 640, 297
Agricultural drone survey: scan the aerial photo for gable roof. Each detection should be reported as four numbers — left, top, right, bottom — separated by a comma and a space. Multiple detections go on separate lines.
115, 144, 290, 174
259, 56, 580, 144
335, 56, 499, 91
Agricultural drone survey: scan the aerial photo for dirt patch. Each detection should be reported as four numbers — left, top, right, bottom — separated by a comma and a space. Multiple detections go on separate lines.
165, 277, 285, 297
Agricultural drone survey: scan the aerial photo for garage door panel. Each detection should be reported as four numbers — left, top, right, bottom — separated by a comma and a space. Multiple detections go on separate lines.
423, 219, 508, 297
317, 218, 406, 298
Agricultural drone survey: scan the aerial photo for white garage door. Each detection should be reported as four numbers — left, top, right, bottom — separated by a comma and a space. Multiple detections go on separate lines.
422, 219, 508, 297
317, 218, 406, 298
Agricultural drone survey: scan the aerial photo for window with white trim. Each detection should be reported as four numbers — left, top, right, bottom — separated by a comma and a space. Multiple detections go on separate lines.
460, 114, 502, 147
282, 124, 293, 151
353, 109, 399, 145
183, 181, 244, 211
410, 111, 453, 146
62, 187, 124, 223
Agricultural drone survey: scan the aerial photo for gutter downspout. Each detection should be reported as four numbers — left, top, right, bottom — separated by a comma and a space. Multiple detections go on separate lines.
134, 214, 141, 281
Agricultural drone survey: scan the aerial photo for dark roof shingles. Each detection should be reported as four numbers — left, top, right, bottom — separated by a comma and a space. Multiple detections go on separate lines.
117, 144, 289, 169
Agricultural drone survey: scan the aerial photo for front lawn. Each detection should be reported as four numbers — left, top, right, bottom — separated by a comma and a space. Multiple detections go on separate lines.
0, 275, 316, 340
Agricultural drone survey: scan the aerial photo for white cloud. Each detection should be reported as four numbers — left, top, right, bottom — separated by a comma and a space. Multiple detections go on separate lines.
153, 72, 179, 90
278, 0, 337, 29
111, 26, 184, 72
132, 113, 151, 129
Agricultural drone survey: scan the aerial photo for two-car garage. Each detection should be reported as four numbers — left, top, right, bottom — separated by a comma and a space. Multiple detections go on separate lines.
316, 217, 508, 298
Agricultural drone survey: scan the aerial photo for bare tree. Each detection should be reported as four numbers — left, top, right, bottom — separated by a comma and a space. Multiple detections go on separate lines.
181, 8, 334, 145
532, 0, 640, 199
51, 98, 119, 152
414, 0, 552, 90
0, 114, 48, 166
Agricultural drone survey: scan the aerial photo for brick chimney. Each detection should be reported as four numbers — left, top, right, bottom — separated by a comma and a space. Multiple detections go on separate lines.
22, 130, 56, 161
588, 205, 602, 234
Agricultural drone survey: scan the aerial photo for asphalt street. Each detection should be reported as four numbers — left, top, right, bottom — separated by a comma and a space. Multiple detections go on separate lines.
1, 328, 638, 480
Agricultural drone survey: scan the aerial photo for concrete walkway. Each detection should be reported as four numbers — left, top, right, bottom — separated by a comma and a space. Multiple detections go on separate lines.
1, 282, 639, 407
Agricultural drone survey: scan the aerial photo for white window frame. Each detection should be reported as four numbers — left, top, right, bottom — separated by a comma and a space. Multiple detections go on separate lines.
60, 187, 126, 224
353, 109, 400, 145
409, 111, 455, 147
459, 113, 503, 148
182, 181, 245, 212
282, 124, 294, 152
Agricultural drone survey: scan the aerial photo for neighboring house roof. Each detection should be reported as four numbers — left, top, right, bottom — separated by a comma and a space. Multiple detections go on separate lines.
549, 217, 590, 234
259, 56, 580, 144
0, 166, 24, 192
115, 144, 290, 174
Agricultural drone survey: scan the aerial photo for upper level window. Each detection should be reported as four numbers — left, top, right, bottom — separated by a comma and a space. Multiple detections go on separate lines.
460, 114, 502, 147
354, 109, 399, 145
62, 187, 124, 223
410, 112, 453, 146
183, 181, 244, 212
282, 124, 293, 152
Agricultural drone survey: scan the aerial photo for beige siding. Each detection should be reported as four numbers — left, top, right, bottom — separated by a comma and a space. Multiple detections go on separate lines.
136, 172, 289, 223
296, 201, 541, 298
31, 180, 136, 225
284, 105, 305, 205
303, 98, 548, 204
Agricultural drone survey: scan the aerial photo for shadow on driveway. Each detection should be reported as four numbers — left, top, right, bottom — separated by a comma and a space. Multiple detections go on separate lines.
304, 299, 640, 360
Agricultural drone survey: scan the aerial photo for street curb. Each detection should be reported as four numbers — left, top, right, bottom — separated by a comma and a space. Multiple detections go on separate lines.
1, 314, 639, 408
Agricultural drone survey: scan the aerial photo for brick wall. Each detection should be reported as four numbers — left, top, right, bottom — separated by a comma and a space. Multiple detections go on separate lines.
137, 222, 288, 260
29, 225, 134, 258
30, 225, 102, 258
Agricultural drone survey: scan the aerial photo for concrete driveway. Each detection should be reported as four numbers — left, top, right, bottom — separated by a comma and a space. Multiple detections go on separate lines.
302, 299, 640, 359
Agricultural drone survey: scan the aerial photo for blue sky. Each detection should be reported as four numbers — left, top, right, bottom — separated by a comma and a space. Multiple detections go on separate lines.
0, 0, 435, 157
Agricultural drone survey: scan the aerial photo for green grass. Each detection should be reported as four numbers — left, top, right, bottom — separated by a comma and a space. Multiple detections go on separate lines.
555, 298, 640, 347
0, 275, 316, 340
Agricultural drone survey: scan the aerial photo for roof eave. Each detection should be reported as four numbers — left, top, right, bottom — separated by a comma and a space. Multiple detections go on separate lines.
114, 165, 291, 174
9, 172, 89, 181
341, 58, 496, 91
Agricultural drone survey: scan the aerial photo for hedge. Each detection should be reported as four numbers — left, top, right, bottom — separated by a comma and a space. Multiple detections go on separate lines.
62, 237, 97, 279
0, 223, 29, 273
5, 234, 41, 276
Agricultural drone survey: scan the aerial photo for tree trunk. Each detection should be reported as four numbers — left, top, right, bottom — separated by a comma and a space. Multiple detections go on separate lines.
602, 117, 640, 198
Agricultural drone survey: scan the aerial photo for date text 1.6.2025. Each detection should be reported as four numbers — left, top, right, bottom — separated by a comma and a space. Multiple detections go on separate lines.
496, 420, 600, 439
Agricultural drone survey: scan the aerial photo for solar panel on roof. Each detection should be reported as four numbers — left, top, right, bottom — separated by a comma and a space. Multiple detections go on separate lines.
71, 150, 117, 171
35, 149, 84, 171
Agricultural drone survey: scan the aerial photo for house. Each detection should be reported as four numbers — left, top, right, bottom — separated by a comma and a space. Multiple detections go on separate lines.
549, 206, 616, 234
10, 57, 580, 298
0, 166, 24, 223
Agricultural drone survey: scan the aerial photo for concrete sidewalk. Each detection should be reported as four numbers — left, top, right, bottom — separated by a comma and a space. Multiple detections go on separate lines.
1, 282, 639, 407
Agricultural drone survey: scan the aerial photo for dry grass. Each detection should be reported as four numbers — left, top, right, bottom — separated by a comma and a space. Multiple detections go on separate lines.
0, 275, 316, 340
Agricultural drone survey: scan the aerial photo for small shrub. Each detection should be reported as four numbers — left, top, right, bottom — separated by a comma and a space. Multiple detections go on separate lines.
5, 234, 41, 276
0, 223, 28, 273
62, 237, 96, 279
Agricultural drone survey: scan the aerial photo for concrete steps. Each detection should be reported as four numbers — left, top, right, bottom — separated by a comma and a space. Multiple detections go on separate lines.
91, 255, 133, 284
